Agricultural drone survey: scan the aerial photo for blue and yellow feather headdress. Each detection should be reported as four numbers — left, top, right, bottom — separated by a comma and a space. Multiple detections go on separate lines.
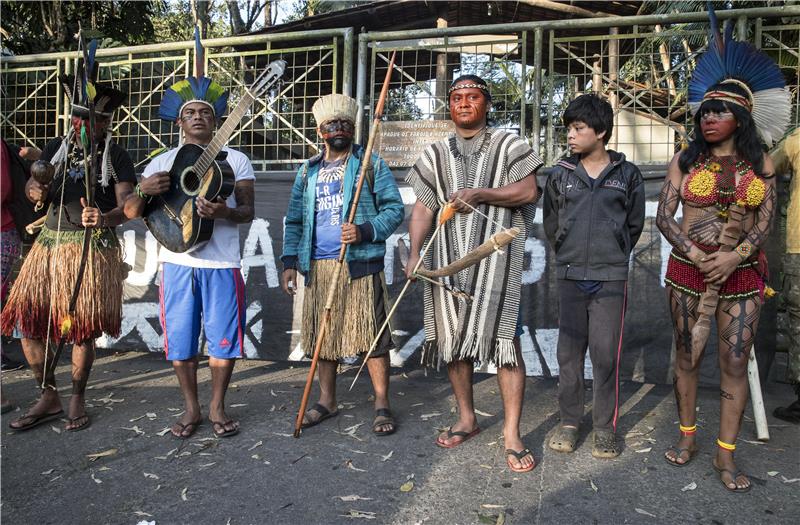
159, 27, 229, 122
688, 2, 790, 147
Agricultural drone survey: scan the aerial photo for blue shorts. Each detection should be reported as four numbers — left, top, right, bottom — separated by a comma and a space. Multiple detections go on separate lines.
159, 263, 246, 361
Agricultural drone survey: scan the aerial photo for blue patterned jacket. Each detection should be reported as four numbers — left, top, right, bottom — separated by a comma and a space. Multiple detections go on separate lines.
281, 144, 404, 279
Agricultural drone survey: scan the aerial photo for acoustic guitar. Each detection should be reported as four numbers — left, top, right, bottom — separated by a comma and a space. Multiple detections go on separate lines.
143, 59, 286, 252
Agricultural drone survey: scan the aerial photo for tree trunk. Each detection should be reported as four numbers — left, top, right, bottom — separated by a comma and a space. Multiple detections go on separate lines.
191, 0, 211, 37
227, 0, 247, 34
655, 24, 677, 96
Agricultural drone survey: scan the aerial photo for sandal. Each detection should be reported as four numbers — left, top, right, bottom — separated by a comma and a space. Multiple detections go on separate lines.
773, 399, 800, 424
65, 414, 91, 432
171, 419, 202, 439
210, 419, 239, 438
548, 425, 578, 453
506, 447, 536, 473
664, 445, 697, 467
713, 461, 751, 493
9, 409, 64, 431
591, 430, 620, 459
435, 427, 481, 449
300, 403, 339, 429
373, 408, 396, 436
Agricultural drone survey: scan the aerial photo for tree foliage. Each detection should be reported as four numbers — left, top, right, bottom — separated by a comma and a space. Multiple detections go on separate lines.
1, 0, 156, 55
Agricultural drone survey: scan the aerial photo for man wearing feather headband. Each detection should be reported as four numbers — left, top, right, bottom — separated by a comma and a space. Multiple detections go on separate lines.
405, 75, 542, 472
1, 45, 135, 433
124, 29, 255, 439
656, 6, 790, 492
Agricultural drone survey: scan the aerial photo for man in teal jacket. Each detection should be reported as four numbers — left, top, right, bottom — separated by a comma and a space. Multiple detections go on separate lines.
281, 94, 404, 435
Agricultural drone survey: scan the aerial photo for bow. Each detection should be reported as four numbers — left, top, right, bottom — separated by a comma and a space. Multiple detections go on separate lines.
43, 32, 99, 387
348, 200, 520, 389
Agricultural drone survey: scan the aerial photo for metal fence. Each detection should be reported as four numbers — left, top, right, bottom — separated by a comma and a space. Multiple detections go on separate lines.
2, 7, 799, 170
1, 28, 353, 171
359, 5, 800, 165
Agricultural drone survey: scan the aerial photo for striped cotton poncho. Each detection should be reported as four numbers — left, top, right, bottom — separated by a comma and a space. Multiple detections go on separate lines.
406, 127, 542, 367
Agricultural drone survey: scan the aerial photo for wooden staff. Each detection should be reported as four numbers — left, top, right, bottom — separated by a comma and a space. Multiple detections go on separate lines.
293, 51, 397, 438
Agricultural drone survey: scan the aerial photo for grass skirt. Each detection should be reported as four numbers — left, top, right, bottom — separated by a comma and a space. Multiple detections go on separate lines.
1, 226, 126, 343
302, 259, 376, 360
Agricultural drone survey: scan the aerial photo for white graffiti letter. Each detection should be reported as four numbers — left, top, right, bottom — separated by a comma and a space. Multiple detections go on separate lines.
241, 218, 279, 287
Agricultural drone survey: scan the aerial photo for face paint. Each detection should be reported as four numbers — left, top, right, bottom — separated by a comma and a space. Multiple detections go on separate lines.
448, 85, 489, 130
700, 110, 738, 143
319, 119, 355, 134
320, 118, 354, 152
70, 116, 109, 138
324, 135, 353, 151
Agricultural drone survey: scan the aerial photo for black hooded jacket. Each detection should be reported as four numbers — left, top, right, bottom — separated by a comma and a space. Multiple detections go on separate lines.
543, 150, 646, 281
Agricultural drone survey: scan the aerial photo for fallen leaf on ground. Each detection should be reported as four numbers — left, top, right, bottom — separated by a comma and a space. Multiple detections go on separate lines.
98, 466, 111, 472
341, 510, 376, 519
635, 508, 656, 518
336, 495, 372, 502
345, 460, 366, 472
41, 469, 55, 475
251, 454, 261, 460
199, 462, 217, 469
180, 487, 188, 501
400, 481, 414, 492
90, 471, 102, 484
156, 427, 172, 437
781, 476, 800, 484
133, 511, 153, 518
51, 426, 62, 434
590, 479, 599, 492
635, 447, 652, 453
167, 407, 181, 412
481, 504, 504, 509
146, 412, 157, 419
738, 439, 764, 445
50, 475, 63, 482
767, 471, 779, 477
230, 403, 247, 408
381, 451, 393, 462
121, 425, 145, 436
87, 448, 118, 461
270, 389, 277, 397
143, 472, 159, 480
681, 482, 697, 492
474, 409, 494, 417
129, 415, 145, 422
272, 432, 293, 437
248, 440, 263, 451
420, 412, 442, 421
410, 403, 424, 407
176, 451, 192, 458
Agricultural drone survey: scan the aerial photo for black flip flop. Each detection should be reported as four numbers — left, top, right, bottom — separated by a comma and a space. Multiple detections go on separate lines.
713, 461, 752, 493
171, 419, 202, 439
9, 409, 64, 431
210, 419, 239, 438
65, 414, 92, 433
664, 445, 697, 467
300, 403, 339, 429
436, 427, 481, 448
373, 408, 396, 436
506, 447, 536, 473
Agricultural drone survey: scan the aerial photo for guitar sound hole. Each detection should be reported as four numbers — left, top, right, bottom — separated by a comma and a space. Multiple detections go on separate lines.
181, 168, 201, 196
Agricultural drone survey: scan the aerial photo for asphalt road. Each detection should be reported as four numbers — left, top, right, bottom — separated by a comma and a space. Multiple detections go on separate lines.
1, 346, 798, 525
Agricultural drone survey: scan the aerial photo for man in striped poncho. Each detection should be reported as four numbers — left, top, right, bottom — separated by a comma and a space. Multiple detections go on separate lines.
405, 75, 542, 473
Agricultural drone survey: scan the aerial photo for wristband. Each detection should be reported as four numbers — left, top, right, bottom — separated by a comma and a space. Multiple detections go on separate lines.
735, 242, 753, 261
135, 183, 151, 201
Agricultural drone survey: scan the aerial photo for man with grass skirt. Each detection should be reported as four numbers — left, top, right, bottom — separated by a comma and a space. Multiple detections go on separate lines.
1, 56, 134, 433
280, 94, 404, 436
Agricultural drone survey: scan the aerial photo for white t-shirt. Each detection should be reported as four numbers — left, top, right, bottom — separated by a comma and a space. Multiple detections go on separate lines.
141, 146, 255, 268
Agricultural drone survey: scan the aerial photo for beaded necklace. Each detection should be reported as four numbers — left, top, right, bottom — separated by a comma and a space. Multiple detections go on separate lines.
683, 154, 765, 215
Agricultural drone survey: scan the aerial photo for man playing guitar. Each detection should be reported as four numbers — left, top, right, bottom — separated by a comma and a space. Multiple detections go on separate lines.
125, 71, 255, 439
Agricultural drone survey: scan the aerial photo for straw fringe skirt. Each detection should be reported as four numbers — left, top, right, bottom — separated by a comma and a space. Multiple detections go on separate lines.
302, 259, 376, 360
1, 226, 126, 343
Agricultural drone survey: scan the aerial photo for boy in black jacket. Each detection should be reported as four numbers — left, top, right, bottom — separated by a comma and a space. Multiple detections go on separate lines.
543, 94, 645, 458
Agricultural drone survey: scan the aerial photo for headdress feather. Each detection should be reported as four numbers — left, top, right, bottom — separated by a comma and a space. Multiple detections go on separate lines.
688, 2, 790, 147
159, 26, 228, 122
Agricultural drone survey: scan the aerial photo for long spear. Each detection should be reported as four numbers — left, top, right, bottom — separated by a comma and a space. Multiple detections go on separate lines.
293, 51, 397, 438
